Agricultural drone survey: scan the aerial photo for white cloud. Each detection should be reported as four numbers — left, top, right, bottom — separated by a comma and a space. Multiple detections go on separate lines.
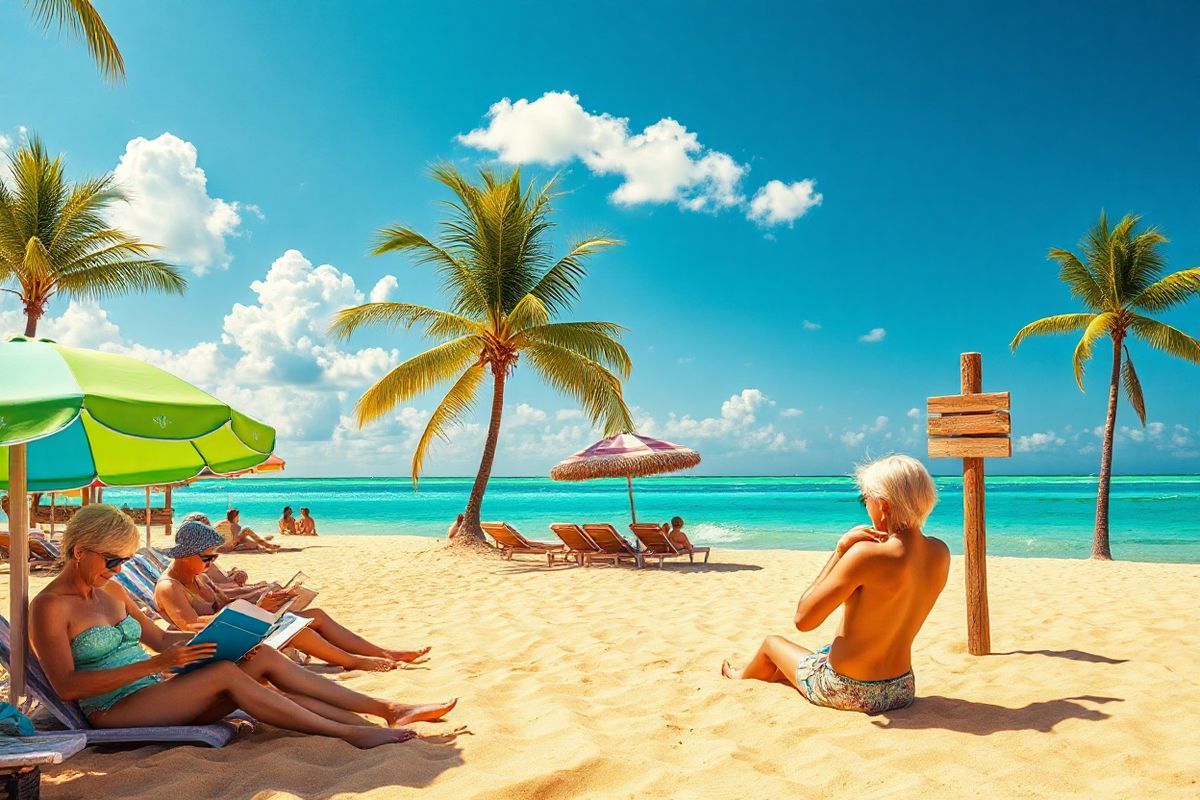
780, 407, 803, 417
1015, 430, 1065, 453
640, 388, 800, 453
458, 91, 819, 226
509, 403, 548, 427
369, 275, 399, 303
108, 133, 259, 274
840, 430, 866, 447
859, 327, 887, 344
907, 407, 921, 419
748, 180, 823, 226
556, 409, 585, 421
871, 415, 889, 432
802, 320, 821, 331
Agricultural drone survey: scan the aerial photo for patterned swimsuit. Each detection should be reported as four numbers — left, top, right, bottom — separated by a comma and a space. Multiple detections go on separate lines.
71, 616, 162, 716
796, 645, 915, 715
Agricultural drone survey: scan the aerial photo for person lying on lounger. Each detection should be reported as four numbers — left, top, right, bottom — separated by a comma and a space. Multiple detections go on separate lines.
29, 504, 455, 749
664, 517, 701, 553
721, 455, 950, 715
155, 522, 431, 671
219, 508, 279, 553
295, 507, 318, 536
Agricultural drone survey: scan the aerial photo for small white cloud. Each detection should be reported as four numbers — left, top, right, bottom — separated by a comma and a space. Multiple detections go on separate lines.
509, 403, 548, 427
678, 356, 696, 365
748, 179, 823, 226
859, 327, 887, 344
1015, 430, 1065, 453
556, 409, 585, 421
368, 275, 399, 303
907, 407, 921, 419
840, 430, 866, 447
871, 415, 889, 432
780, 407, 803, 417
802, 320, 821, 331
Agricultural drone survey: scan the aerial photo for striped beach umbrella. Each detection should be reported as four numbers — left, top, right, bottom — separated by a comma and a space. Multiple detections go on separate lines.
550, 433, 701, 522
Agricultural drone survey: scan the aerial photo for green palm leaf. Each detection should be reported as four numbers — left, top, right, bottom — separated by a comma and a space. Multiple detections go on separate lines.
329, 302, 481, 342
352, 335, 482, 426
525, 341, 634, 436
25, 0, 125, 82
410, 364, 487, 486
515, 321, 632, 378
1071, 312, 1117, 390
1128, 315, 1200, 365
1129, 267, 1200, 312
1121, 347, 1146, 426
1009, 313, 1096, 351
526, 237, 621, 315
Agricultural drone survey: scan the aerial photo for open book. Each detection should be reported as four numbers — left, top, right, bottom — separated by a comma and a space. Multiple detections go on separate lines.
279, 570, 319, 613
179, 599, 312, 672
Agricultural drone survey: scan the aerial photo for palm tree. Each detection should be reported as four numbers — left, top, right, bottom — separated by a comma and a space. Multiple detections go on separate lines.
330, 165, 635, 545
1011, 212, 1200, 560
0, 136, 186, 337
23, 0, 125, 81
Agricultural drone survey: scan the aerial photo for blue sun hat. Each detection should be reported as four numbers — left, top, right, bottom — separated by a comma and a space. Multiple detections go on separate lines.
163, 520, 224, 559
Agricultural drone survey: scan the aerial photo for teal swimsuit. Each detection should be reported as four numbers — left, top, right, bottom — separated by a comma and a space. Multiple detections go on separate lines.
71, 616, 162, 717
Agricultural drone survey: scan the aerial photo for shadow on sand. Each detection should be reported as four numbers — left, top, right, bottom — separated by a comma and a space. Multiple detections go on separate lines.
991, 649, 1130, 665
872, 694, 1123, 734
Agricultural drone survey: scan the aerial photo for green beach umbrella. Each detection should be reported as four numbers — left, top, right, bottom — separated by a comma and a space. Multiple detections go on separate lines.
0, 336, 275, 702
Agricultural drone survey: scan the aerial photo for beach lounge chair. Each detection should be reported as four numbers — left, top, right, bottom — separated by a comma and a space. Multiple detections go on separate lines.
111, 568, 162, 619
481, 523, 566, 565
0, 532, 58, 570
548, 523, 603, 565
0, 732, 87, 799
629, 524, 711, 566
580, 524, 645, 568
0, 615, 248, 747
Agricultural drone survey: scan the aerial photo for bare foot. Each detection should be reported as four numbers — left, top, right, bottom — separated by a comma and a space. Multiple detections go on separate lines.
385, 646, 431, 664
348, 656, 397, 672
721, 660, 744, 679
345, 726, 418, 749
384, 698, 458, 728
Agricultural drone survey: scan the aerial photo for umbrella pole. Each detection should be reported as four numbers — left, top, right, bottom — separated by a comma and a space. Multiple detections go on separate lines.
145, 486, 152, 549
49, 492, 56, 537
627, 475, 637, 524
8, 444, 29, 703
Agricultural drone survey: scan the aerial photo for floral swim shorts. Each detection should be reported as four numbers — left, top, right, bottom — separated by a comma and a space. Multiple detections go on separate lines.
795, 645, 915, 715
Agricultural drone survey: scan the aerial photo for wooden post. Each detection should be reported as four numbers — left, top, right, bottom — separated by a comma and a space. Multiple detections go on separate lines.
8, 444, 28, 703
626, 475, 637, 523
165, 487, 173, 537
49, 492, 56, 537
145, 486, 152, 549
960, 354, 991, 655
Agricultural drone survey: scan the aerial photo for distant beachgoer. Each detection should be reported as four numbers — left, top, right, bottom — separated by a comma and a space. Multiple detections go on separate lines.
295, 507, 317, 536
447, 513, 465, 540
29, 504, 454, 749
721, 455, 950, 715
219, 508, 278, 553
279, 506, 298, 536
155, 521, 431, 672
664, 516, 701, 553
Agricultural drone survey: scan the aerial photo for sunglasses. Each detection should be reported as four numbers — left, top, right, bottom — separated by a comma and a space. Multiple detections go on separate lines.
198, 553, 219, 564
92, 551, 131, 571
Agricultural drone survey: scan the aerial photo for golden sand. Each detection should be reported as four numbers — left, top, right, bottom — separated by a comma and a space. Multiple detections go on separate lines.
5, 535, 1198, 799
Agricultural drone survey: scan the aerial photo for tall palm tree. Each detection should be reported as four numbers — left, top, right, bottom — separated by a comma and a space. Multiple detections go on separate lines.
330, 165, 635, 545
1011, 212, 1200, 560
0, 136, 186, 337
23, 0, 126, 81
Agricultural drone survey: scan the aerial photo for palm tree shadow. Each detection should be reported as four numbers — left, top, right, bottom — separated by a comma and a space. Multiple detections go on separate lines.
992, 649, 1129, 665
872, 695, 1122, 734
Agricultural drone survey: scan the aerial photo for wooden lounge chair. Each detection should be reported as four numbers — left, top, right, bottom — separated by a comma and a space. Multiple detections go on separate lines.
481, 522, 566, 565
629, 523, 711, 566
0, 615, 249, 747
548, 523, 603, 566
580, 524, 644, 568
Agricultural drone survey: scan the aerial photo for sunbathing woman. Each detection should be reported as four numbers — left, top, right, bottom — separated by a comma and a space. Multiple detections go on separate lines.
155, 522, 431, 671
279, 506, 298, 536
29, 504, 456, 749
721, 455, 950, 715
219, 508, 279, 553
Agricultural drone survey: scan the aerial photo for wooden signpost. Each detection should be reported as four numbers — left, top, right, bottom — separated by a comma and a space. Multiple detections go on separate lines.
927, 353, 1011, 656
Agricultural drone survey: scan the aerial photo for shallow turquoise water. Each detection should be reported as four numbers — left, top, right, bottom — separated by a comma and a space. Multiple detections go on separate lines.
94, 475, 1200, 563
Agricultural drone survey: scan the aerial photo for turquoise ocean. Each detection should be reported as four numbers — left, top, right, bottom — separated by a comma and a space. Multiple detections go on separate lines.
96, 475, 1200, 564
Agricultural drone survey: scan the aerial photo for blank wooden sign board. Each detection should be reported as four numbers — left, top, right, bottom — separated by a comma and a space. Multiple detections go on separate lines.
927, 352, 1011, 655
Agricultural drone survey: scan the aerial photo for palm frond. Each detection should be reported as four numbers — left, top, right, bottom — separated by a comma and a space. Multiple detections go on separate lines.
1129, 267, 1200, 312
1071, 312, 1117, 391
1121, 346, 1146, 427
328, 302, 480, 343
505, 293, 550, 335
1128, 315, 1200, 366
524, 341, 634, 435
370, 224, 487, 317
515, 321, 632, 378
526, 237, 621, 315
26, 0, 126, 82
410, 364, 486, 487
352, 335, 482, 426
53, 258, 185, 299
1010, 313, 1096, 351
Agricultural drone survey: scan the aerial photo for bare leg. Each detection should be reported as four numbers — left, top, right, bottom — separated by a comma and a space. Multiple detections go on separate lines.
301, 609, 430, 664
239, 647, 456, 727
289, 627, 395, 672
285, 693, 376, 726
722, 635, 811, 689
91, 661, 415, 748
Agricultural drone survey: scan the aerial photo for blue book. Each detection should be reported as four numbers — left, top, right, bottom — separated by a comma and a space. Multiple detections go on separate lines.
179, 599, 312, 672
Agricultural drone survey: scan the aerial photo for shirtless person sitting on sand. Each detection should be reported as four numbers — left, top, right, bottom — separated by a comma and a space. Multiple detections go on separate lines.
721, 454, 949, 715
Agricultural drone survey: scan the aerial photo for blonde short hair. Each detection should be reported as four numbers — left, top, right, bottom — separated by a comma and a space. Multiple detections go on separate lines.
854, 454, 938, 534
62, 504, 138, 563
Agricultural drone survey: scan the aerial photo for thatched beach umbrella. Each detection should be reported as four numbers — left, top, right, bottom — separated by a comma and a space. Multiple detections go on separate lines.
550, 433, 701, 523
0, 336, 275, 702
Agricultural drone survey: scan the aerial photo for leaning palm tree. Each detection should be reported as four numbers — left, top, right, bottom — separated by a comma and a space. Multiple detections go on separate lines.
0, 136, 186, 337
330, 165, 635, 545
1011, 212, 1200, 560
23, 0, 125, 82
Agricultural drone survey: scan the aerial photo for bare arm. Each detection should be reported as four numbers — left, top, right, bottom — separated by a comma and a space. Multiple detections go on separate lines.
154, 578, 214, 632
794, 527, 886, 632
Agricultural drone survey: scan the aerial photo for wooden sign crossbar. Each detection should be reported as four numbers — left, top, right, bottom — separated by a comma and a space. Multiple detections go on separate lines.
926, 353, 1012, 656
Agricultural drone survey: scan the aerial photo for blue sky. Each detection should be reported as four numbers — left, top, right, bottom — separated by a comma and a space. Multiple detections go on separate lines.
1, 0, 1198, 476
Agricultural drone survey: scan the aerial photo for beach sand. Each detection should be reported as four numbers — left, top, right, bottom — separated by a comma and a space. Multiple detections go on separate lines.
4, 535, 1198, 799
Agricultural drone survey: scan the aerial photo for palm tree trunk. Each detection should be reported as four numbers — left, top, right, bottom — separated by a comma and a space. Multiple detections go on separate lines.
458, 370, 506, 545
23, 312, 38, 338
1092, 335, 1122, 560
